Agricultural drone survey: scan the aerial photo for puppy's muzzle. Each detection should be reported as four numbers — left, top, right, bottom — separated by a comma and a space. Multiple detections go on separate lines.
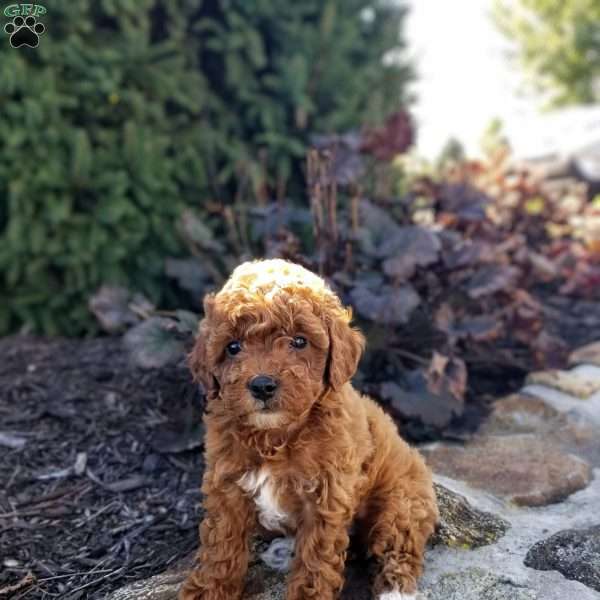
248, 375, 279, 405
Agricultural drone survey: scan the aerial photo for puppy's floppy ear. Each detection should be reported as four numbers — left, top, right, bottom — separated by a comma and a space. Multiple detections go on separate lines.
188, 294, 219, 400
325, 310, 365, 391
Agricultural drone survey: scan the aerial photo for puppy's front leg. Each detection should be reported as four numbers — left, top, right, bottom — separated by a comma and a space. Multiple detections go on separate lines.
179, 475, 256, 600
286, 480, 352, 600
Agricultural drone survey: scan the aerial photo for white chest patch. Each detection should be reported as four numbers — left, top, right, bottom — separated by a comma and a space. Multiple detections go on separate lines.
378, 593, 417, 600
238, 469, 289, 533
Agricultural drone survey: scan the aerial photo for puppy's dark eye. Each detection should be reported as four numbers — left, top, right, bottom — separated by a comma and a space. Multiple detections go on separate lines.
290, 336, 307, 349
226, 341, 242, 356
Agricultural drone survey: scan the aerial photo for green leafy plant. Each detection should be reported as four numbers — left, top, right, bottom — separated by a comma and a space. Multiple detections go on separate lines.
493, 0, 600, 106
0, 0, 412, 335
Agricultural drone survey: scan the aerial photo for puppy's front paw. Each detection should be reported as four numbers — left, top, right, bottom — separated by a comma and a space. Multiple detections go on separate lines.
259, 536, 295, 572
377, 592, 418, 600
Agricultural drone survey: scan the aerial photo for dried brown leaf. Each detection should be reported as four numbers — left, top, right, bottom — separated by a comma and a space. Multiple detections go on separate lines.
426, 353, 468, 403
124, 317, 186, 369
88, 286, 143, 333
449, 315, 503, 343
360, 111, 413, 161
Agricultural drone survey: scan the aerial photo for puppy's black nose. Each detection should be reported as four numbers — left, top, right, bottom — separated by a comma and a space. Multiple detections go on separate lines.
248, 375, 278, 401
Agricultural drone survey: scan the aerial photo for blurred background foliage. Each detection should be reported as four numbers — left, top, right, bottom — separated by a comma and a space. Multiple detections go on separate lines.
0, 0, 411, 335
494, 0, 600, 106
2, 0, 600, 439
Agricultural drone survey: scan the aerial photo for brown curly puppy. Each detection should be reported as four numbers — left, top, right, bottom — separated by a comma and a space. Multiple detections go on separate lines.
180, 259, 438, 600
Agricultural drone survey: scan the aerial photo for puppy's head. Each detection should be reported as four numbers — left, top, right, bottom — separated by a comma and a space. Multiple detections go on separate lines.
189, 259, 364, 430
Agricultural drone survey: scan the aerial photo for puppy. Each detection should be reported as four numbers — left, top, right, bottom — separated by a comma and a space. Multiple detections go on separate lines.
180, 259, 438, 600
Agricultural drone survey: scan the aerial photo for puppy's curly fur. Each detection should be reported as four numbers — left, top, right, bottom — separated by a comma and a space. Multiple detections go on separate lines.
180, 259, 438, 600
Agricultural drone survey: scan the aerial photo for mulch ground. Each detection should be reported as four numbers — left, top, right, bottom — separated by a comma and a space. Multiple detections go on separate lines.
0, 336, 204, 599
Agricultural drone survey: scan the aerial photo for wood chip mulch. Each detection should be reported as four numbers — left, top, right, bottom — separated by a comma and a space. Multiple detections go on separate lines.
0, 336, 205, 600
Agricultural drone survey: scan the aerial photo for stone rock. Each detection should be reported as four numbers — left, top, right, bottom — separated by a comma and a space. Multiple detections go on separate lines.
106, 553, 289, 600
423, 567, 537, 600
107, 556, 373, 600
524, 525, 600, 592
479, 393, 600, 467
479, 393, 566, 436
523, 365, 600, 427
423, 475, 600, 600
431, 483, 509, 549
526, 369, 600, 398
107, 483, 506, 600
106, 571, 185, 600
424, 435, 592, 506
559, 426, 600, 468
570, 342, 600, 367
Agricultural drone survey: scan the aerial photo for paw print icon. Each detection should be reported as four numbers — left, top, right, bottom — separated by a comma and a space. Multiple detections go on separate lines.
4, 15, 45, 48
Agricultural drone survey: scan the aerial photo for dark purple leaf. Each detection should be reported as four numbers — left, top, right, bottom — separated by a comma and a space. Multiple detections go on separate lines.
378, 225, 440, 260
356, 200, 404, 255
380, 368, 464, 430
350, 284, 420, 325
311, 132, 365, 185
463, 265, 520, 299
437, 183, 491, 222
380, 226, 441, 281
382, 255, 417, 280
165, 258, 213, 296
442, 240, 496, 270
